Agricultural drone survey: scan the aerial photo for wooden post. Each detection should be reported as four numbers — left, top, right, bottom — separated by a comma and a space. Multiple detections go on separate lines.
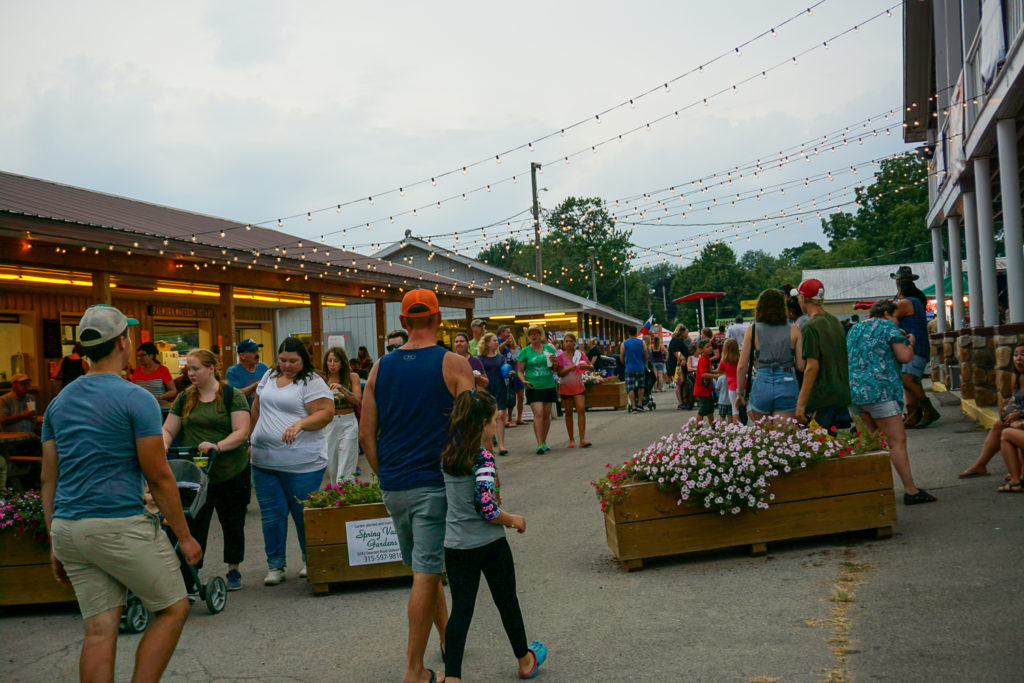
91, 271, 111, 305
464, 307, 474, 337
310, 292, 324, 365
577, 312, 585, 338
219, 284, 236, 371
375, 299, 387, 357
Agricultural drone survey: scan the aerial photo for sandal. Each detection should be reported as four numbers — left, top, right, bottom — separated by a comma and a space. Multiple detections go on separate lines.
580, 441, 592, 448
519, 640, 547, 679
567, 441, 575, 448
904, 489, 938, 504
996, 481, 1023, 493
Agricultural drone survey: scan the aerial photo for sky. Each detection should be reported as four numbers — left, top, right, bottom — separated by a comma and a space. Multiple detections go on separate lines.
0, 0, 910, 273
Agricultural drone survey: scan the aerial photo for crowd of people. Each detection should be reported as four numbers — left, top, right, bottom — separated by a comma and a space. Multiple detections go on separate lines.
19, 265, 997, 681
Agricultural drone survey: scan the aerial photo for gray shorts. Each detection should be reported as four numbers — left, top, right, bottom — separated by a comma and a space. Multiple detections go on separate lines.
381, 486, 447, 574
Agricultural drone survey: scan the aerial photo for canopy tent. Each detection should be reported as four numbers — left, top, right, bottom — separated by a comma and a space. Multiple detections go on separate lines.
922, 273, 970, 296
673, 292, 725, 330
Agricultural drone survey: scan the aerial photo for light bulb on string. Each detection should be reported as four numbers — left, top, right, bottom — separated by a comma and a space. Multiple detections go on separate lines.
306, 212, 312, 221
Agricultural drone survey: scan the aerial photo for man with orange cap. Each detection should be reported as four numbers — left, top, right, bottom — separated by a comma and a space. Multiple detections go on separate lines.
360, 289, 475, 683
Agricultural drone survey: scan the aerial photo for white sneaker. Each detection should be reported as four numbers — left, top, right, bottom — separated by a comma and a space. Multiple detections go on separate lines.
263, 568, 286, 586
299, 565, 307, 579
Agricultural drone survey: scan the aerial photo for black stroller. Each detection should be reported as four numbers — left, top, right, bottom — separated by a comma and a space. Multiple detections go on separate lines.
640, 360, 658, 411
120, 447, 228, 633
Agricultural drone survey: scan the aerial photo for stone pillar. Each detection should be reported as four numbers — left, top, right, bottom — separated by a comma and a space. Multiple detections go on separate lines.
994, 324, 1024, 409
959, 332, 975, 400
974, 157, 1000, 326
997, 120, 1024, 323
962, 191, 983, 328
930, 226, 948, 333
946, 216, 965, 330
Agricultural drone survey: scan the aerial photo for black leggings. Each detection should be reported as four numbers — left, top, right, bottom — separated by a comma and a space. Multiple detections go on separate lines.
189, 464, 251, 568
444, 537, 528, 679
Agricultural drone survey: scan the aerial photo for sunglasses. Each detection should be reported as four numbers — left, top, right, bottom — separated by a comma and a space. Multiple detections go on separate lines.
386, 343, 401, 352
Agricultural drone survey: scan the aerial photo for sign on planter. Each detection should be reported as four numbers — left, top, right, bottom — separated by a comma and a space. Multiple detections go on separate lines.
346, 517, 403, 566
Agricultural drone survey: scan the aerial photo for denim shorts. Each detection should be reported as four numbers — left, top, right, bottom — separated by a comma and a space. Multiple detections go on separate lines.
382, 486, 447, 574
748, 366, 798, 414
901, 353, 928, 378
850, 400, 903, 419
652, 362, 667, 373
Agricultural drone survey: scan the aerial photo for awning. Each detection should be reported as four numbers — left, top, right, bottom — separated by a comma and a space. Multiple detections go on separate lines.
853, 300, 877, 311
922, 273, 969, 296
673, 291, 726, 303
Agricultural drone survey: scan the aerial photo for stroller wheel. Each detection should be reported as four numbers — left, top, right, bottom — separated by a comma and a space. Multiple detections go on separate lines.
205, 576, 228, 614
123, 597, 151, 633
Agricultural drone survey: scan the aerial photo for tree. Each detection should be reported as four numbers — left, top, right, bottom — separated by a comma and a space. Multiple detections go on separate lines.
477, 237, 531, 273
670, 243, 746, 328
820, 155, 930, 263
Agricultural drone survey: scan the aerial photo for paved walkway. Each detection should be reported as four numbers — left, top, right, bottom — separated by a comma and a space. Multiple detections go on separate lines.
2, 391, 1021, 681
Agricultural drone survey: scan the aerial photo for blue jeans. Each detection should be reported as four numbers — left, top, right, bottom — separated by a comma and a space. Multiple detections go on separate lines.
748, 366, 798, 415
252, 466, 325, 570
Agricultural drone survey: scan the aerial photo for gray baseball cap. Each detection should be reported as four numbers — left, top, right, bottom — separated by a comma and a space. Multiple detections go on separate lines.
79, 304, 139, 347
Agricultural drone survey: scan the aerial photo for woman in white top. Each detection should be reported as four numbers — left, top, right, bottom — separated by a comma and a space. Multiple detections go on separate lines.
250, 337, 334, 586
319, 346, 362, 487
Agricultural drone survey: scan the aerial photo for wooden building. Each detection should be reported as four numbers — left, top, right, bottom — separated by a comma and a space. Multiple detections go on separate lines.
280, 235, 641, 348
0, 172, 489, 406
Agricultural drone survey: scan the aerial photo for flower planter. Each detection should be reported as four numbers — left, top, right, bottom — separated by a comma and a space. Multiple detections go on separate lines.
603, 452, 896, 571
303, 503, 413, 596
0, 532, 76, 606
585, 382, 627, 410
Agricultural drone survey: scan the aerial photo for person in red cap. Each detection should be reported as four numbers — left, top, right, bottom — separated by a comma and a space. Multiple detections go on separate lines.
360, 288, 476, 683
792, 279, 851, 430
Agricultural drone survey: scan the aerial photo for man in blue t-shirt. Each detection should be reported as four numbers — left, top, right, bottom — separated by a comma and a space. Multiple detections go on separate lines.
41, 304, 202, 682
361, 289, 475, 683
620, 326, 649, 413
225, 338, 269, 407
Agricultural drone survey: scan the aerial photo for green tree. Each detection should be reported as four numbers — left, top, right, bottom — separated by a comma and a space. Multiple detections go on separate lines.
820, 155, 930, 262
670, 243, 745, 328
477, 237, 532, 273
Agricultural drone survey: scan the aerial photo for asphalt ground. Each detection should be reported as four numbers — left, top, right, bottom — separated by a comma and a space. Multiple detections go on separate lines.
2, 388, 1021, 682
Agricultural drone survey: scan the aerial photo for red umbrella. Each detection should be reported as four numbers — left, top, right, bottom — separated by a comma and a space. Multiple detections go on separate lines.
673, 292, 726, 329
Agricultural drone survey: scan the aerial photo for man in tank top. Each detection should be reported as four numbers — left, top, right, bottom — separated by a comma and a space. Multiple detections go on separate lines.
360, 289, 475, 683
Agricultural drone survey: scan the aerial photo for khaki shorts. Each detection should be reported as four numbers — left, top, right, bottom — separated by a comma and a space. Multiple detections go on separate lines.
50, 514, 185, 619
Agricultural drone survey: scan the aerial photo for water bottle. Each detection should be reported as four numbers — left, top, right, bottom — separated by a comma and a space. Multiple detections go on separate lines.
26, 396, 36, 413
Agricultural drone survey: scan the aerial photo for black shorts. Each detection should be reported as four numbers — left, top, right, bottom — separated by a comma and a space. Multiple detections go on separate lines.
525, 387, 558, 405
697, 395, 716, 416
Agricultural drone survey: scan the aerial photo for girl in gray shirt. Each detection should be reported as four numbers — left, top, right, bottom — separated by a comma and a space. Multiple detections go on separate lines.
441, 389, 546, 681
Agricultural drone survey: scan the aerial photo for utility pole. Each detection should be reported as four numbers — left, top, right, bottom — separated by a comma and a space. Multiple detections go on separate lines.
589, 247, 598, 303
661, 284, 667, 312
530, 162, 542, 283
647, 288, 654, 318
622, 273, 627, 314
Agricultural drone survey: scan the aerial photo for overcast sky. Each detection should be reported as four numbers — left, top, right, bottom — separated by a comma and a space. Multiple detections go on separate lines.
1, 0, 908, 271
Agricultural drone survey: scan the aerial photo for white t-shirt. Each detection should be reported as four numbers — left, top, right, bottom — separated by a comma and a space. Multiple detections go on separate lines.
727, 323, 747, 348
251, 372, 333, 473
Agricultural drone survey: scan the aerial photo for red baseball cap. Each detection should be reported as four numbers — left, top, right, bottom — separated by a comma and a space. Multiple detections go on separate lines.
791, 278, 825, 300
401, 289, 440, 317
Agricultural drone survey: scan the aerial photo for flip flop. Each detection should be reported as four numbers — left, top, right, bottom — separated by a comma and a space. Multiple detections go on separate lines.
580, 441, 592, 448
996, 481, 1024, 493
519, 641, 547, 679
567, 441, 575, 448
957, 470, 989, 479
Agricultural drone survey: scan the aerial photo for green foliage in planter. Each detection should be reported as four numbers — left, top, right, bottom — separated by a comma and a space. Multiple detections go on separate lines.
302, 477, 384, 509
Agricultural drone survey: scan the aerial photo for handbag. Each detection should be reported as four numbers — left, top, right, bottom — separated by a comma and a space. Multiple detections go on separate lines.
738, 324, 755, 425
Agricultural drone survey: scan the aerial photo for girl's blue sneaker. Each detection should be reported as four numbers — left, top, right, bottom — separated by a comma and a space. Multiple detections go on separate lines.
520, 640, 547, 679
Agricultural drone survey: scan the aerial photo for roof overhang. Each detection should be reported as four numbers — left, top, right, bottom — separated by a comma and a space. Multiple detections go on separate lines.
903, 0, 934, 143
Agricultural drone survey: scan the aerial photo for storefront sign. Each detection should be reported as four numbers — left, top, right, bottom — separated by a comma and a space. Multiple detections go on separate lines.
346, 517, 403, 566
740, 299, 757, 310
148, 305, 214, 319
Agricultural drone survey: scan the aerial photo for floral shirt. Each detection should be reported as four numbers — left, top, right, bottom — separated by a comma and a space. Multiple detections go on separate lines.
443, 446, 506, 550
846, 318, 908, 407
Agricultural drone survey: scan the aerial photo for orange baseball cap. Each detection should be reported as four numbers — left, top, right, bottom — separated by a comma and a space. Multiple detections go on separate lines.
401, 289, 439, 317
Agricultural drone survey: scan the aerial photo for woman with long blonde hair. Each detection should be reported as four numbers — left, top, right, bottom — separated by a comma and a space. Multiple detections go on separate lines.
162, 348, 251, 591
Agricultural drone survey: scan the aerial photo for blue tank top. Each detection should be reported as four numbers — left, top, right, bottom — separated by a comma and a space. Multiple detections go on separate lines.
375, 345, 453, 491
623, 337, 645, 373
898, 297, 930, 358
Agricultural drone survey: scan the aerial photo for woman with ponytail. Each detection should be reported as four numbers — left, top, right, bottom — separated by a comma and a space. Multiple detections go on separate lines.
162, 348, 251, 591
440, 388, 547, 682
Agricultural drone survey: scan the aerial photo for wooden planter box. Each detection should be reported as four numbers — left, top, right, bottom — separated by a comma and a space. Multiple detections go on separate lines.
604, 452, 897, 571
585, 382, 627, 410
304, 503, 413, 595
0, 531, 76, 606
